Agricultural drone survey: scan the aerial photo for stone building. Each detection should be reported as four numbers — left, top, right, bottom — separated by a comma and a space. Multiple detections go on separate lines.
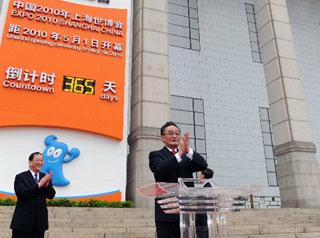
127, 0, 320, 209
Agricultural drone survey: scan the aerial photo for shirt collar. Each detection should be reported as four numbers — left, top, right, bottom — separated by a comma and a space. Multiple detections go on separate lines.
165, 146, 177, 153
29, 169, 37, 177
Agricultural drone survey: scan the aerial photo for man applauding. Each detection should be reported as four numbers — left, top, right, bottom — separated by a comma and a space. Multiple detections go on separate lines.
11, 152, 56, 238
149, 121, 207, 238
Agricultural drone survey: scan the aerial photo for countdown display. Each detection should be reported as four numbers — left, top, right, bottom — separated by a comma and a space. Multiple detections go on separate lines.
62, 76, 96, 95
0, 0, 128, 140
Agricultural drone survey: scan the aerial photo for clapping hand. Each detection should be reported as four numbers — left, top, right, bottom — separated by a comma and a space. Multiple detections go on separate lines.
178, 132, 191, 156
183, 132, 190, 153
178, 136, 186, 157
38, 171, 53, 188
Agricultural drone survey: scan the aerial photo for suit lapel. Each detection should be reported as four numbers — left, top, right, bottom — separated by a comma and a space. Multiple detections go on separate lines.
27, 170, 43, 184
161, 147, 171, 157
26, 170, 37, 185
162, 147, 185, 176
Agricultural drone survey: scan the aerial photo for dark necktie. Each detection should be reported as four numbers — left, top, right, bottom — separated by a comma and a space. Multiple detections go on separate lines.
34, 173, 39, 183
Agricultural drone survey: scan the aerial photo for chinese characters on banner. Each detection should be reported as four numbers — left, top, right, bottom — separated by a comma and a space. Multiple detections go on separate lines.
0, 0, 128, 140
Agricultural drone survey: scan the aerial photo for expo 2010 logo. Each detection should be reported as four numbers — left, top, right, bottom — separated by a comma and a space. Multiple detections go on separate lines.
41, 135, 80, 187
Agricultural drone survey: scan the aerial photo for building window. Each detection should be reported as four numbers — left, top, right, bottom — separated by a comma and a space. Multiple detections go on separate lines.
168, 0, 200, 51
245, 3, 262, 63
170, 95, 207, 159
0, 0, 4, 14
245, 196, 281, 208
259, 107, 278, 186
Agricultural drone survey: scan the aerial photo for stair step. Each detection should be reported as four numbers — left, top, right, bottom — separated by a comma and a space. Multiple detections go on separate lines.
296, 232, 320, 238
260, 225, 304, 234
228, 225, 260, 235
47, 232, 156, 238
249, 234, 296, 238
229, 236, 249, 238
1, 207, 320, 237
305, 226, 320, 232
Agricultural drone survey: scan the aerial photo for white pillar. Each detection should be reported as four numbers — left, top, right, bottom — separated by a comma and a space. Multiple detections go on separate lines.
255, 0, 320, 207
127, 0, 170, 208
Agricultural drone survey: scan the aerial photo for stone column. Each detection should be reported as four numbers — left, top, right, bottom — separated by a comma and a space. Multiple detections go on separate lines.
126, 0, 170, 208
255, 0, 320, 207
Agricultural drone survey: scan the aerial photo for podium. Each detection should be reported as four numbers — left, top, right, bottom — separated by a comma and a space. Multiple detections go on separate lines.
138, 178, 261, 238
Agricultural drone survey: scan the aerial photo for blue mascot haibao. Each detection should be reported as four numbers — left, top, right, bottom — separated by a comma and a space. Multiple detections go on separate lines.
41, 135, 80, 186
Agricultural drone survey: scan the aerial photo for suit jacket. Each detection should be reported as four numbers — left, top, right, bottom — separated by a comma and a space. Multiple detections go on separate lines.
10, 170, 56, 232
195, 181, 213, 238
149, 147, 207, 222
203, 182, 212, 188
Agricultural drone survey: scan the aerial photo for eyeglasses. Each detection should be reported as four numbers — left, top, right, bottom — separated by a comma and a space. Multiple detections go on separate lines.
164, 131, 180, 136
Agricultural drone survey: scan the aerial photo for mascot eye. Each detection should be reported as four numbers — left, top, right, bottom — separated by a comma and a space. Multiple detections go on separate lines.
47, 146, 55, 156
53, 149, 62, 158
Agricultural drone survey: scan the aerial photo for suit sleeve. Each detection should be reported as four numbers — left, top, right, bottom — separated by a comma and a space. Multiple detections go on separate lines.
149, 151, 179, 177
42, 180, 56, 199
190, 151, 208, 172
14, 174, 40, 198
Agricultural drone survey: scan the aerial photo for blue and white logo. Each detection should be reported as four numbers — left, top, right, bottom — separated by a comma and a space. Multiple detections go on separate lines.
41, 135, 80, 186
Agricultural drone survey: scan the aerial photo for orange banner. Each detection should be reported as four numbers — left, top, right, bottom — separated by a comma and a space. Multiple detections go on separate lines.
0, 0, 127, 140
0, 191, 121, 202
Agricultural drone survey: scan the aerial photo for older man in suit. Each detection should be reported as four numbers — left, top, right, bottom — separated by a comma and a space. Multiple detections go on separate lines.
10, 152, 56, 238
149, 121, 208, 238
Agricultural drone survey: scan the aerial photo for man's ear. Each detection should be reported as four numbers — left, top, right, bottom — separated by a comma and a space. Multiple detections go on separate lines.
160, 135, 165, 143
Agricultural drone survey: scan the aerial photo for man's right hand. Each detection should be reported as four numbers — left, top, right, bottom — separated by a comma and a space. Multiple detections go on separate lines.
178, 137, 186, 157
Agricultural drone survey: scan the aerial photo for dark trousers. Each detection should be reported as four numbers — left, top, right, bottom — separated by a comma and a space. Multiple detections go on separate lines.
156, 222, 180, 238
196, 214, 209, 238
12, 230, 44, 238
196, 226, 209, 238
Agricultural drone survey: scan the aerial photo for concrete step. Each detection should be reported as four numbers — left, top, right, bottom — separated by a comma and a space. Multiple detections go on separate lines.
50, 218, 154, 227
305, 226, 320, 232
227, 209, 320, 225
47, 232, 156, 238
296, 232, 320, 238
229, 236, 250, 238
0, 231, 157, 238
0, 231, 11, 238
228, 225, 317, 236
228, 225, 260, 235
1, 207, 320, 237
229, 225, 320, 235
48, 207, 154, 218
248, 234, 296, 238
259, 224, 304, 234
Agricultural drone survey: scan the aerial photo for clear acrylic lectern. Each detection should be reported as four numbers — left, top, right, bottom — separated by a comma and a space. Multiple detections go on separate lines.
138, 178, 261, 238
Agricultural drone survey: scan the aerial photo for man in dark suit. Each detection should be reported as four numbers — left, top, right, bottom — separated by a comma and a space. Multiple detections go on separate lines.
196, 168, 214, 238
10, 152, 56, 238
149, 121, 208, 238
199, 168, 214, 188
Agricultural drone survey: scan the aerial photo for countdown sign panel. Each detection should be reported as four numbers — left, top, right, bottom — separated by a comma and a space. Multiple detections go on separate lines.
0, 0, 128, 140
